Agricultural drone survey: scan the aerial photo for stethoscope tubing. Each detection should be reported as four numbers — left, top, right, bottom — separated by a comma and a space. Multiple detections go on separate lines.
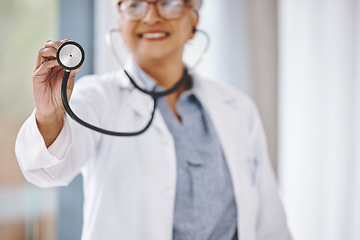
61, 70, 158, 136
106, 28, 195, 99
58, 29, 210, 136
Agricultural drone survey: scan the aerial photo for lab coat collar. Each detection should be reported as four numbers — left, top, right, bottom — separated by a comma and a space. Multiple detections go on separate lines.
118, 59, 170, 136
117, 59, 238, 137
117, 61, 250, 238
190, 72, 236, 104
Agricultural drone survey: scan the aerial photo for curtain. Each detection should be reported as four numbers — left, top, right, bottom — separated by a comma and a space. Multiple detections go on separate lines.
278, 0, 360, 239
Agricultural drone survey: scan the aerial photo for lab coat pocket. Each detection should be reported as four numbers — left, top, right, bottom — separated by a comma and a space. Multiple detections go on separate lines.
247, 158, 259, 186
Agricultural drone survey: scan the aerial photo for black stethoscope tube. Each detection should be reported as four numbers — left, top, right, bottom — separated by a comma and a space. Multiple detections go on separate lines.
124, 68, 189, 98
61, 70, 158, 136
58, 40, 190, 137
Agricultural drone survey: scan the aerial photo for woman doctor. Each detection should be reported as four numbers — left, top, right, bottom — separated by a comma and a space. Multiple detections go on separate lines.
15, 0, 292, 239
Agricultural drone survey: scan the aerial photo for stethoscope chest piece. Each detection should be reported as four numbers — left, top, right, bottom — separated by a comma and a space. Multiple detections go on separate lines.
57, 41, 85, 70
56, 39, 158, 137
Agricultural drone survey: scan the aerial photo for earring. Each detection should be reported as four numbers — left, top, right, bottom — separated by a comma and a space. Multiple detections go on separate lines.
192, 27, 197, 33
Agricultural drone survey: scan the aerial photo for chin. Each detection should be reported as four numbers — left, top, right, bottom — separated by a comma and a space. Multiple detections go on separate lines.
136, 50, 172, 63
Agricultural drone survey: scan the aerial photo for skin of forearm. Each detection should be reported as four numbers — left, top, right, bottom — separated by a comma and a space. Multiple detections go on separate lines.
35, 111, 64, 148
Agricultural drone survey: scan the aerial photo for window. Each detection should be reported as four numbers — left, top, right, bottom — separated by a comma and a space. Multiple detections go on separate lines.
0, 1, 58, 239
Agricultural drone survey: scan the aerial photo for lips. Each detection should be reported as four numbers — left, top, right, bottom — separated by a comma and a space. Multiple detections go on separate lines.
137, 32, 170, 40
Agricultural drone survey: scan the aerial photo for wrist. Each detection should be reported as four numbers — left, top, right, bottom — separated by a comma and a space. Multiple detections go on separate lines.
35, 109, 65, 125
35, 110, 65, 147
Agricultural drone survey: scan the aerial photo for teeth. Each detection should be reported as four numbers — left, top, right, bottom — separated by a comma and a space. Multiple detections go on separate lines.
142, 32, 168, 39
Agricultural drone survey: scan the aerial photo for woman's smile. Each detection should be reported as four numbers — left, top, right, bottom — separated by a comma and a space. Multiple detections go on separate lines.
137, 31, 170, 40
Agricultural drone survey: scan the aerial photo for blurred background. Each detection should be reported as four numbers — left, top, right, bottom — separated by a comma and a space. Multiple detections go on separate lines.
0, 0, 359, 239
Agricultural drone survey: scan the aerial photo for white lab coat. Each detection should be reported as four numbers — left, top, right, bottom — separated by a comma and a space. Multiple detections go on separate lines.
15, 62, 291, 240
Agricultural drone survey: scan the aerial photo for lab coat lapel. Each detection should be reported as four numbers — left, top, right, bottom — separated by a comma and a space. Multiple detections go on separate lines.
194, 75, 253, 240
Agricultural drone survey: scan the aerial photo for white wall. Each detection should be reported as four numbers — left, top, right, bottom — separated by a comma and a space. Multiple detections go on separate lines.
278, 1, 360, 239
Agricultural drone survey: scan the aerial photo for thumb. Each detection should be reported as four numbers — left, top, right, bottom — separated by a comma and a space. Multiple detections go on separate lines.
66, 66, 83, 100
66, 69, 79, 101
68, 66, 82, 86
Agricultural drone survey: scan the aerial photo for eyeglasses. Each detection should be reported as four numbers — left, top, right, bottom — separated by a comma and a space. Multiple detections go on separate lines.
118, 0, 192, 21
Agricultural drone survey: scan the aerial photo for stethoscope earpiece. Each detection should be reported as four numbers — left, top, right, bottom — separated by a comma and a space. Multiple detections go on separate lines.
57, 41, 85, 71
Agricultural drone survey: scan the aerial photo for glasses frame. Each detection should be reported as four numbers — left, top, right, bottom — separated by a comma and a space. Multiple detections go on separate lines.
118, 0, 192, 21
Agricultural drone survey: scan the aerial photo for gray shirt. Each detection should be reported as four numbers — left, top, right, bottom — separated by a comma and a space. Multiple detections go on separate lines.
135, 65, 238, 240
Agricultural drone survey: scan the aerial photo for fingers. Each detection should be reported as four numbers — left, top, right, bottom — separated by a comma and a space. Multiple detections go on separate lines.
33, 59, 61, 78
35, 39, 71, 69
34, 39, 83, 88
44, 39, 69, 49
38, 47, 57, 66
34, 59, 82, 80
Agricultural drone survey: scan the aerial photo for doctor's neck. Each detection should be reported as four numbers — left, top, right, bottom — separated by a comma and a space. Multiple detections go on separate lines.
134, 53, 186, 90
134, 51, 189, 121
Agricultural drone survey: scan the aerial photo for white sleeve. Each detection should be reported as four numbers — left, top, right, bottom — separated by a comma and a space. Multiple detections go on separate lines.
15, 110, 78, 187
250, 106, 292, 240
15, 74, 114, 190
15, 105, 100, 188
15, 74, 112, 188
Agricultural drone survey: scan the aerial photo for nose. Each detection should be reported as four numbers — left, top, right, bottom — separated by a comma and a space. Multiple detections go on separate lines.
142, 3, 162, 24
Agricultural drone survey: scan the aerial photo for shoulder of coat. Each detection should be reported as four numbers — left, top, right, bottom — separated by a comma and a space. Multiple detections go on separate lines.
192, 73, 256, 110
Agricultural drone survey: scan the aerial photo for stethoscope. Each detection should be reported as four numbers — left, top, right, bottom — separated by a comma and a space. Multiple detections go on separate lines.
57, 29, 210, 136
